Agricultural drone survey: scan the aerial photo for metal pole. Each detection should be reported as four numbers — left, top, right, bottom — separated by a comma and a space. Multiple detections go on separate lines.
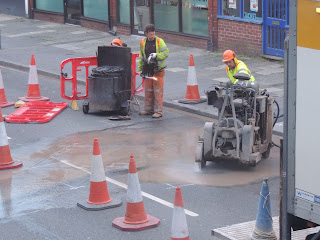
0, 30, 2, 50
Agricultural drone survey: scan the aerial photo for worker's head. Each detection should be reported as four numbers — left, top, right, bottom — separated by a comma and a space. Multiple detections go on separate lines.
222, 50, 237, 70
111, 38, 122, 47
144, 24, 156, 41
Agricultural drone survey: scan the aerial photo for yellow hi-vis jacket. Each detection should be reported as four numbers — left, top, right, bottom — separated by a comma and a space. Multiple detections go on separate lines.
138, 36, 169, 72
226, 59, 255, 84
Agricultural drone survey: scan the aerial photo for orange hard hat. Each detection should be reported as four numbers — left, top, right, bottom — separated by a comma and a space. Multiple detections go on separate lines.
222, 50, 236, 62
111, 39, 122, 46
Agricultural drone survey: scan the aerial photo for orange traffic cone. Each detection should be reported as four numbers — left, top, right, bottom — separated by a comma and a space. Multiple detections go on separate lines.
171, 187, 190, 240
0, 70, 14, 108
18, 54, 49, 102
77, 138, 122, 210
178, 54, 206, 104
112, 154, 160, 231
0, 108, 22, 170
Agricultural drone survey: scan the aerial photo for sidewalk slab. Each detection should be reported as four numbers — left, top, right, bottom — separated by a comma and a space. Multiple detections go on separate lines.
212, 216, 320, 240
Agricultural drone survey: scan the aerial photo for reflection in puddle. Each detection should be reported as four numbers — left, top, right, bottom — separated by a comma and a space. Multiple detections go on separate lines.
32, 128, 280, 187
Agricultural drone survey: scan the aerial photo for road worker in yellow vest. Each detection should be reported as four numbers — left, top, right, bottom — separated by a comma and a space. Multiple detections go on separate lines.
138, 24, 169, 118
222, 50, 255, 83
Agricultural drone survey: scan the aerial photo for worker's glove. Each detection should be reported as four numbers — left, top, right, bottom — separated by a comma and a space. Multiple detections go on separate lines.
150, 53, 157, 59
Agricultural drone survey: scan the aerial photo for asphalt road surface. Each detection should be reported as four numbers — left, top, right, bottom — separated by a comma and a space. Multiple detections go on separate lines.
0, 66, 282, 240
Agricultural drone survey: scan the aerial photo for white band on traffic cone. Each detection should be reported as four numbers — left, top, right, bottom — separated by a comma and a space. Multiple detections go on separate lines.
0, 70, 4, 89
171, 206, 189, 239
127, 173, 143, 203
28, 65, 39, 84
0, 122, 8, 146
90, 155, 106, 182
187, 66, 197, 86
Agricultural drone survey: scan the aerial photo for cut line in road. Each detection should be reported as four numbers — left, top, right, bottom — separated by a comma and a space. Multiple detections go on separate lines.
60, 160, 199, 217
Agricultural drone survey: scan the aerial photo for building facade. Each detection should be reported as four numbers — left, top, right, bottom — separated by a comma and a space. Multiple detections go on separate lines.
30, 0, 288, 58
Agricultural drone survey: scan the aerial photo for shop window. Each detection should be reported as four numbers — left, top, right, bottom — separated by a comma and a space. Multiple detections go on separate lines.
182, 0, 208, 36
35, 0, 63, 13
221, 0, 240, 17
154, 0, 179, 32
83, 0, 108, 21
219, 0, 262, 22
243, 0, 262, 21
118, 0, 130, 24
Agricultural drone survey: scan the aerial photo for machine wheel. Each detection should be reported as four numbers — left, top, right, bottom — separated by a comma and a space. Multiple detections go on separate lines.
195, 141, 206, 169
203, 122, 214, 159
83, 102, 89, 114
262, 144, 271, 159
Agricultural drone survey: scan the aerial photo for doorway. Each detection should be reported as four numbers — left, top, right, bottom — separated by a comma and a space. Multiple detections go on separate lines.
65, 0, 81, 25
132, 0, 152, 35
263, 0, 289, 58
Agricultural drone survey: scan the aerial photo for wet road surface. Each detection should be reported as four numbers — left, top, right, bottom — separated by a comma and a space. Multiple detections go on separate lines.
0, 66, 281, 239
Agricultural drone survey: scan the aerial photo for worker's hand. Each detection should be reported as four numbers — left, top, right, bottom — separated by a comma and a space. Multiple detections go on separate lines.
150, 53, 157, 59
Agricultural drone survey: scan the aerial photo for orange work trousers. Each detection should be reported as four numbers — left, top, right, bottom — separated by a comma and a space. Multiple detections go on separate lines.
144, 70, 165, 114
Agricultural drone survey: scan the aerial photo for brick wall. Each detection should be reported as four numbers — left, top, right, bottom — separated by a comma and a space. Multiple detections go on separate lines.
207, 0, 218, 51
110, 0, 117, 24
218, 19, 262, 57
115, 25, 131, 36
33, 11, 64, 24
156, 32, 208, 49
81, 18, 109, 32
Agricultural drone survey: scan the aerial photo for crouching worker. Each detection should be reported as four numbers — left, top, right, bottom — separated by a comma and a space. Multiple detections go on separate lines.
111, 38, 127, 47
138, 24, 169, 118
222, 50, 255, 83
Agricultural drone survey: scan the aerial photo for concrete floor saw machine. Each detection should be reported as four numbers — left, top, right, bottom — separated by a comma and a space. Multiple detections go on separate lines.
195, 73, 275, 169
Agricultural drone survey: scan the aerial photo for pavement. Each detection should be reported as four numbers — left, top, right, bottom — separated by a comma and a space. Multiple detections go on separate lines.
0, 13, 284, 135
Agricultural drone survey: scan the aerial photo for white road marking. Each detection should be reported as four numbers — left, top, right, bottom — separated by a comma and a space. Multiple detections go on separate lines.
71, 30, 92, 35
0, 14, 18, 22
41, 41, 56, 45
62, 182, 85, 190
255, 68, 284, 75
166, 67, 187, 72
37, 24, 59, 28
61, 160, 199, 217
205, 65, 226, 71
5, 30, 56, 38
53, 44, 81, 51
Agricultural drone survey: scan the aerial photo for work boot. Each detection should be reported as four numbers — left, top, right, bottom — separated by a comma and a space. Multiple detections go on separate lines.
152, 112, 162, 118
139, 111, 152, 116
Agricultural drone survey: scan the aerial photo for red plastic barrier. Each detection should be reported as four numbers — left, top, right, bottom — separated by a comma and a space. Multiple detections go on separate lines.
5, 101, 68, 123
61, 54, 144, 101
131, 53, 144, 95
61, 56, 97, 101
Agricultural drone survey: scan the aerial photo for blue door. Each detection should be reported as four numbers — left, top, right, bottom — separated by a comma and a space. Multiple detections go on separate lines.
263, 0, 289, 57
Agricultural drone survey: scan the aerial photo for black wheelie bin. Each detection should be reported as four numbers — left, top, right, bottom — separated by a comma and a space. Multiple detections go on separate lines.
83, 46, 132, 115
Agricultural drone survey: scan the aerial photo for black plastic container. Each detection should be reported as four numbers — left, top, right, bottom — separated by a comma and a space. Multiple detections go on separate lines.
83, 46, 132, 115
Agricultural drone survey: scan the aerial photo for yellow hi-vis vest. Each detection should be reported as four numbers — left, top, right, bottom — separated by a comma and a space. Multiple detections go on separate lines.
138, 36, 169, 72
226, 60, 255, 84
